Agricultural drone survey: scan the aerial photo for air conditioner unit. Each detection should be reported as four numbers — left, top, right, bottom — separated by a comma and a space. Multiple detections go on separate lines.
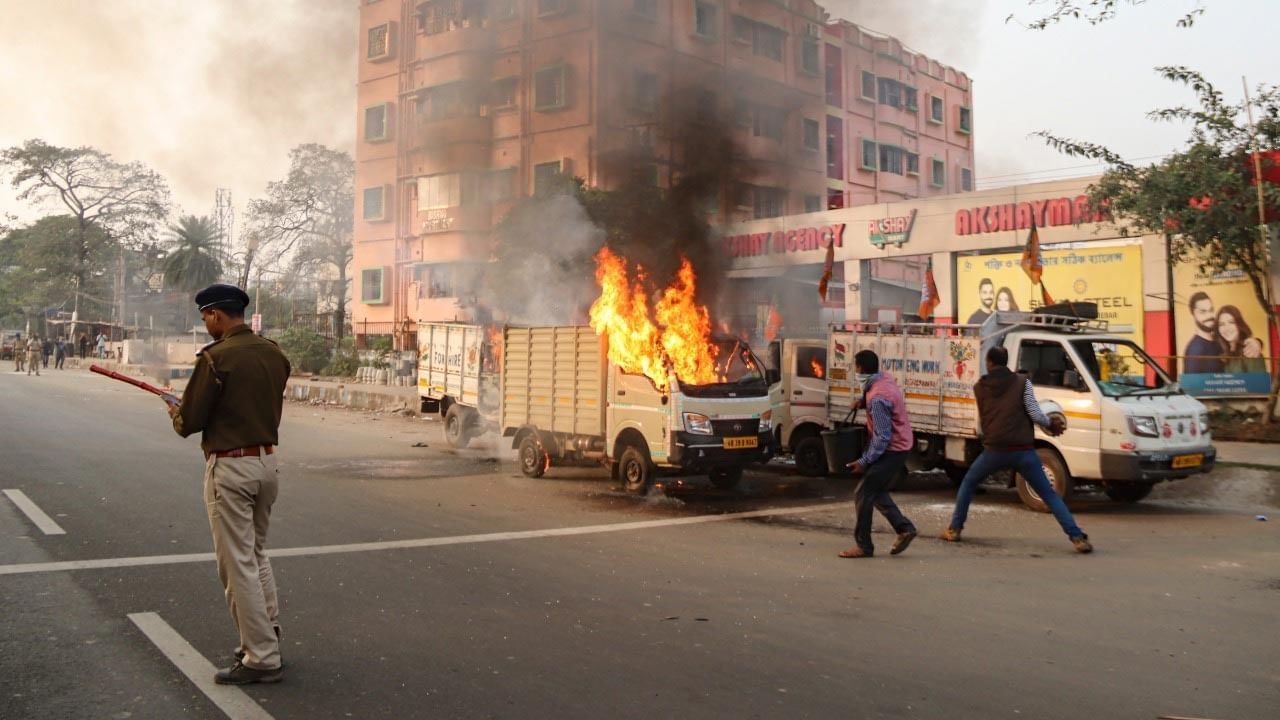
805, 22, 822, 38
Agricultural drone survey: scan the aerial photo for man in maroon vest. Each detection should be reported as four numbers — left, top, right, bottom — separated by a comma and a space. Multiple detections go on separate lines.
941, 346, 1093, 553
839, 350, 918, 559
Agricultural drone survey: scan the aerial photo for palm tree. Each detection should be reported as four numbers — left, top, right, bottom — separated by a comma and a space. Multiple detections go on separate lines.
161, 215, 224, 293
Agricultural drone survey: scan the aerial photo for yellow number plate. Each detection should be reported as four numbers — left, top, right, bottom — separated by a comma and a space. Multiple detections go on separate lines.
723, 436, 758, 450
1171, 454, 1203, 469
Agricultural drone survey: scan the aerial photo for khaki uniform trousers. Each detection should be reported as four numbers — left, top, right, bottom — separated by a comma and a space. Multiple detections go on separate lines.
26, 350, 40, 375
13, 351, 23, 371
203, 451, 281, 670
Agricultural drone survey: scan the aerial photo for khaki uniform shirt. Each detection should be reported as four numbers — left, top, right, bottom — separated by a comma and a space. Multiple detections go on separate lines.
173, 324, 292, 453
26, 338, 41, 356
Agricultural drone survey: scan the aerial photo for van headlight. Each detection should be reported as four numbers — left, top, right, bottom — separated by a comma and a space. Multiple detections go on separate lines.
759, 410, 772, 432
1198, 413, 1210, 436
1127, 416, 1160, 438
683, 412, 713, 435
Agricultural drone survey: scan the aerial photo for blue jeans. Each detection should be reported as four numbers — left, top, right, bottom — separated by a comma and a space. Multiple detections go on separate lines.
949, 449, 1084, 539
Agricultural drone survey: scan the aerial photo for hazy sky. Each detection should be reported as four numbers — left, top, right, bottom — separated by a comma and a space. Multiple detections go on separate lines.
1, 0, 1277, 228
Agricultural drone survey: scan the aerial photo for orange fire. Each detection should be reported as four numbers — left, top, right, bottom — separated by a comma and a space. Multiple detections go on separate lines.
485, 325, 504, 372
810, 358, 825, 379
588, 247, 720, 392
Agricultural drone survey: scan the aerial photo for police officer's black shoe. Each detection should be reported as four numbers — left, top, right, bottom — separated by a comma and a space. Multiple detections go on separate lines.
214, 660, 283, 685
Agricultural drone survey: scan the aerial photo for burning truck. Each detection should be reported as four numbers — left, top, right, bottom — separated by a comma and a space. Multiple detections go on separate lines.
419, 248, 773, 493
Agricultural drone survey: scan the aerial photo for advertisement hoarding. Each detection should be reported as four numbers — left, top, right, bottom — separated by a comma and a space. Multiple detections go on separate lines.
1174, 254, 1272, 397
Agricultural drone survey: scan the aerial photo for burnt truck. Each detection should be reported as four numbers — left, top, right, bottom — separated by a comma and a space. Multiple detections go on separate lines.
416, 322, 500, 448
768, 310, 1216, 510
500, 326, 774, 493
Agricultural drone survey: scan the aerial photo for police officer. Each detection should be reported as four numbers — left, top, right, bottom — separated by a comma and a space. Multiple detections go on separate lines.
26, 335, 41, 376
165, 284, 292, 685
13, 334, 25, 372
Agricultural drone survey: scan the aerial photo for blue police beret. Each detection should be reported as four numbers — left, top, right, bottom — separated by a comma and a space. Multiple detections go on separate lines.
195, 283, 250, 313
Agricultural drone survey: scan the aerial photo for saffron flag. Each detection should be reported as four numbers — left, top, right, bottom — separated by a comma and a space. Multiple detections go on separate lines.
1020, 221, 1044, 285
1040, 283, 1055, 307
817, 238, 835, 302
918, 258, 940, 320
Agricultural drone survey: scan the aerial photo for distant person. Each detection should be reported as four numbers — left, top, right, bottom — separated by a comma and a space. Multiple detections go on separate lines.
54, 338, 66, 370
838, 349, 918, 559
941, 346, 1092, 554
96, 331, 108, 359
1183, 292, 1224, 374
967, 277, 995, 325
78, 332, 89, 359
995, 286, 1019, 313
13, 334, 25, 372
42, 337, 53, 368
26, 336, 41, 376
1216, 304, 1266, 373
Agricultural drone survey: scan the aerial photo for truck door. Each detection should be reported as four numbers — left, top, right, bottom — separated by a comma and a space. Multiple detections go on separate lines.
789, 343, 830, 440
1015, 338, 1102, 478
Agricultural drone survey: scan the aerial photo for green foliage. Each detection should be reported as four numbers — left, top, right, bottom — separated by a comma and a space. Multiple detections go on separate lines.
369, 336, 393, 370
276, 326, 330, 374
0, 216, 113, 322
323, 337, 359, 377
162, 215, 224, 293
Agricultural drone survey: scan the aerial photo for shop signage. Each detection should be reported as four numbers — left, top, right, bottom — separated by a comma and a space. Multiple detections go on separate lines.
721, 223, 846, 259
954, 195, 1106, 236
421, 207, 455, 234
868, 209, 917, 248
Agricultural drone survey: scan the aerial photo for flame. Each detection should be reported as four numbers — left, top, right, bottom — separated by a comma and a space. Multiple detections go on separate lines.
588, 247, 720, 392
485, 325, 503, 372
810, 358, 824, 379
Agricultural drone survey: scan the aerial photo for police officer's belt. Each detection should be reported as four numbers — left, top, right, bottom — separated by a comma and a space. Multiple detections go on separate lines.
206, 445, 275, 460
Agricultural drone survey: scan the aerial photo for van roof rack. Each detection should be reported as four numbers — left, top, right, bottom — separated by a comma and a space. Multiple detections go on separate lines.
989, 311, 1110, 334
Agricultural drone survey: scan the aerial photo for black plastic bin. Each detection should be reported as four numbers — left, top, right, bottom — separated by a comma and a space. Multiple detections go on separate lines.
821, 425, 867, 475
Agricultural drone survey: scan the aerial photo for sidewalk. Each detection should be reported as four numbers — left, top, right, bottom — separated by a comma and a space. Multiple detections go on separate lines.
1214, 441, 1280, 469
285, 377, 420, 414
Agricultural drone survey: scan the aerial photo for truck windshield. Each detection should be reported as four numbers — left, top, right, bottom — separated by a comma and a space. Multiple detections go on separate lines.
1071, 340, 1173, 397
677, 339, 768, 397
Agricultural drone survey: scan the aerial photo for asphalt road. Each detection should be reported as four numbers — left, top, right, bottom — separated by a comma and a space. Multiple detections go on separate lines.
1, 368, 1277, 720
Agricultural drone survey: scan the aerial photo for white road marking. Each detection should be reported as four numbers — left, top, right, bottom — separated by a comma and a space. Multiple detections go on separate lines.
0, 501, 854, 577
128, 612, 275, 720
3, 489, 67, 535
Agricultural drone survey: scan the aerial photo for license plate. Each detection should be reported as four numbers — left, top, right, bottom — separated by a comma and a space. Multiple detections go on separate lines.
1171, 454, 1203, 469
723, 436, 758, 450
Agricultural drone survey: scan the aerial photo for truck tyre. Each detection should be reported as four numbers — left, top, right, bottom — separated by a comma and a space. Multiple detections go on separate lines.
1104, 482, 1153, 503
944, 463, 969, 487
618, 445, 654, 495
518, 434, 549, 478
708, 466, 744, 490
444, 405, 472, 449
1015, 448, 1073, 513
793, 435, 828, 477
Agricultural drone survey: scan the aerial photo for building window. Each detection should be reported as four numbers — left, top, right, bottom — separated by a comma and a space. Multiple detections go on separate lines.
860, 71, 876, 100
694, 1, 717, 38
825, 44, 842, 106
878, 144, 905, 175
632, 70, 658, 112
802, 118, 819, 152
804, 194, 822, 213
491, 77, 517, 109
906, 152, 919, 175
929, 95, 944, 124
533, 161, 562, 195
755, 105, 784, 142
752, 185, 785, 219
904, 87, 918, 111
959, 106, 972, 133
731, 16, 784, 61
364, 103, 390, 142
861, 139, 877, 170
633, 0, 656, 20
826, 115, 843, 179
534, 66, 567, 111
827, 188, 844, 210
491, 0, 517, 19
418, 0, 487, 35
800, 38, 820, 75
362, 186, 387, 222
361, 268, 386, 304
416, 82, 479, 121
931, 158, 945, 188
538, 0, 568, 17
367, 23, 392, 61
485, 168, 515, 203
418, 173, 463, 210
960, 167, 974, 191
875, 78, 917, 110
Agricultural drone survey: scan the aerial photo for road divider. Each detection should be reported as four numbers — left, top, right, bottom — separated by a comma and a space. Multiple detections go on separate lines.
3, 489, 67, 535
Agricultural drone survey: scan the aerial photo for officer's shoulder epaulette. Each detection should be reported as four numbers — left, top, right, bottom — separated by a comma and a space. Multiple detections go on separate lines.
195, 338, 222, 357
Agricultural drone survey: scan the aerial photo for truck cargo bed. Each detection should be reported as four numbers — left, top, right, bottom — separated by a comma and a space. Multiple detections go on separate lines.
500, 326, 607, 437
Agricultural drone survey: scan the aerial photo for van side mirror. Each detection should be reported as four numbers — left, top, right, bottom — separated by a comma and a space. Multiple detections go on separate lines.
1063, 369, 1086, 392
766, 368, 781, 385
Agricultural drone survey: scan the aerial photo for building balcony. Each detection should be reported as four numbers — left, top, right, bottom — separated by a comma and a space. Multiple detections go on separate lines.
415, 24, 494, 62
414, 204, 492, 237
414, 113, 493, 151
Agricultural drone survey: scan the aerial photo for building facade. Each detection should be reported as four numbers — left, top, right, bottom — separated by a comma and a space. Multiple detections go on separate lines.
353, 0, 975, 343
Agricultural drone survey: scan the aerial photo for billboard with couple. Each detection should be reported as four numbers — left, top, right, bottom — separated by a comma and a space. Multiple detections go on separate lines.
1175, 253, 1272, 397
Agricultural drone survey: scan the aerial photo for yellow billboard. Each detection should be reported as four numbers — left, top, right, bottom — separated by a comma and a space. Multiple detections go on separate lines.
1174, 252, 1272, 396
956, 244, 1144, 340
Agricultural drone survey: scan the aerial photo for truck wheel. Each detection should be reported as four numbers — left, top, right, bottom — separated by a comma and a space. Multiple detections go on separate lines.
618, 445, 654, 495
944, 463, 969, 487
444, 405, 472, 449
518, 434, 549, 478
708, 466, 743, 490
1015, 448, 1073, 513
1104, 483, 1153, 503
793, 436, 828, 477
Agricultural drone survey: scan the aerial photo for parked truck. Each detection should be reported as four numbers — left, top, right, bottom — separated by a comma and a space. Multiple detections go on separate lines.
769, 310, 1215, 510
500, 326, 775, 493
416, 322, 500, 448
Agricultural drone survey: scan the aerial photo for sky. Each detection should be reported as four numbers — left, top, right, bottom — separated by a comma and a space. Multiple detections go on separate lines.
1, 0, 1277, 229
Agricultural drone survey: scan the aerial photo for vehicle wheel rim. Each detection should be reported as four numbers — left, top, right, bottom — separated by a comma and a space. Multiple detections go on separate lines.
1027, 464, 1055, 503
625, 461, 642, 485
521, 444, 538, 471
446, 417, 460, 440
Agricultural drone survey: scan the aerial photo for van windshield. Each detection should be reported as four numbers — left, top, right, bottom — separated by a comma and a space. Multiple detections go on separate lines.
1071, 340, 1173, 396
678, 339, 768, 397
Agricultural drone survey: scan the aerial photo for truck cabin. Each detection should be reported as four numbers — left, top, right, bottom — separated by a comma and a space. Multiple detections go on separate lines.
678, 336, 769, 398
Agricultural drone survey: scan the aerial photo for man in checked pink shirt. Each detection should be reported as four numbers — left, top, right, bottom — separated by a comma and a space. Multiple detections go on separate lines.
839, 349, 918, 559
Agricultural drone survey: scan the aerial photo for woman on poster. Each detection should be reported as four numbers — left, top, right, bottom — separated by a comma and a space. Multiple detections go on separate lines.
1215, 305, 1266, 373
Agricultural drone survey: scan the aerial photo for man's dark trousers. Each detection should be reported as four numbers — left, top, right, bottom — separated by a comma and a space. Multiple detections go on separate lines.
853, 450, 915, 555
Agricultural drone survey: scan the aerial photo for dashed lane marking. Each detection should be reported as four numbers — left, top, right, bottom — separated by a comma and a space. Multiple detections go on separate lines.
0, 501, 855, 576
128, 612, 275, 720
3, 489, 67, 535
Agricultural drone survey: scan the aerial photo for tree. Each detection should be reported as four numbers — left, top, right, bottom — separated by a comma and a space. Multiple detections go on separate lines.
1012, 1, 1206, 29
0, 216, 113, 328
0, 140, 170, 319
1037, 67, 1280, 416
161, 215, 224, 293
245, 144, 353, 340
